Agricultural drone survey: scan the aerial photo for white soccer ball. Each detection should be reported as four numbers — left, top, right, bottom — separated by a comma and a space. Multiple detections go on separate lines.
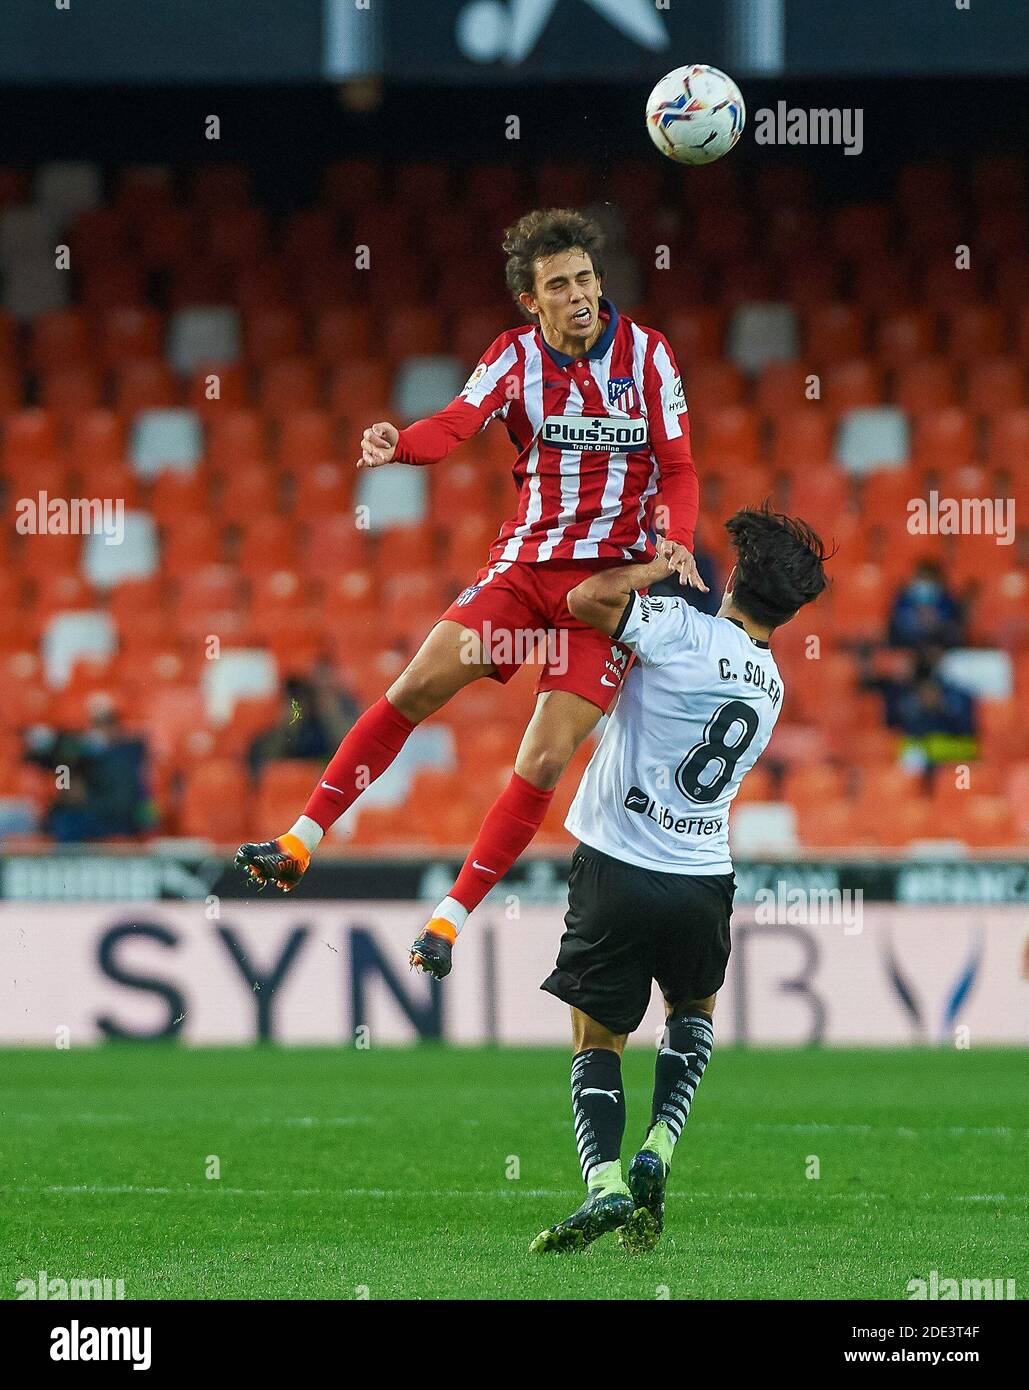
645, 64, 746, 165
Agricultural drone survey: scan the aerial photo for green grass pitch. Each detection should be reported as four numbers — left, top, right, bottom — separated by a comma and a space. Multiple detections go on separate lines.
1, 1045, 1025, 1300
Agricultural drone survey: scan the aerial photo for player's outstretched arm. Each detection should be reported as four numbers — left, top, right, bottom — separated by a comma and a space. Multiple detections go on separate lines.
567, 555, 673, 635
357, 421, 400, 468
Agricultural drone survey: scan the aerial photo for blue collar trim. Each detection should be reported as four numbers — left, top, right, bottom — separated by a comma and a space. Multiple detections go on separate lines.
539, 298, 619, 367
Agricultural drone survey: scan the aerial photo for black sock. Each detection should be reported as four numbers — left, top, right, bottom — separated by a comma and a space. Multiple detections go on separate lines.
570, 1047, 625, 1185
649, 1013, 714, 1155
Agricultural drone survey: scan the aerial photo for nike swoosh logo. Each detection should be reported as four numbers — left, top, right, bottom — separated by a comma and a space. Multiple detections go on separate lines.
580, 1088, 620, 1102
600, 675, 618, 687
320, 781, 345, 794
472, 861, 497, 875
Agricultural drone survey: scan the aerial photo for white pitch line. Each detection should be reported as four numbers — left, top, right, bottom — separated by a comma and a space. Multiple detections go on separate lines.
3, 1184, 1024, 1205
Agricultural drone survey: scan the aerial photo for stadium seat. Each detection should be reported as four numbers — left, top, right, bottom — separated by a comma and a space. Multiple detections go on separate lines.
911, 408, 974, 470
81, 510, 160, 590
2, 408, 58, 470
354, 457, 427, 531
130, 408, 204, 478
41, 363, 103, 419
41, 609, 117, 689
965, 359, 1025, 418
835, 407, 909, 475
260, 357, 320, 417
987, 409, 1029, 468
115, 359, 179, 415
730, 803, 800, 855
166, 306, 241, 374
393, 354, 464, 422
876, 310, 936, 369
945, 305, 1004, 363
725, 303, 799, 375
894, 358, 956, 414
179, 759, 250, 842
952, 795, 1019, 849
823, 359, 883, 415
30, 307, 88, 371
245, 306, 303, 367
201, 647, 278, 726
795, 799, 867, 850
99, 306, 163, 367
806, 303, 866, 363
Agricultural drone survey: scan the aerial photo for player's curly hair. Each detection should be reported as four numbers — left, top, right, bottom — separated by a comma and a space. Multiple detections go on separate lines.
502, 208, 605, 307
726, 503, 834, 629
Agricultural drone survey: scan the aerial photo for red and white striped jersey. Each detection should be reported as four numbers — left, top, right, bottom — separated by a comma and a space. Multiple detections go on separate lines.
393, 299, 698, 564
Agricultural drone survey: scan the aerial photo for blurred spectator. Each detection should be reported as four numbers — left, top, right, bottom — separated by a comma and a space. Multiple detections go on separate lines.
861, 648, 977, 769
888, 560, 964, 650
248, 658, 359, 775
25, 698, 155, 843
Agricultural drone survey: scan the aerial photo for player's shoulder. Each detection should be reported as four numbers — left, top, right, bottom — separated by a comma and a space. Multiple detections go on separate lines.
618, 312, 672, 351
482, 323, 536, 358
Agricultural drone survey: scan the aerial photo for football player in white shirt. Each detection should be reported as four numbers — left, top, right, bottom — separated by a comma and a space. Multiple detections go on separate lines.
530, 505, 830, 1253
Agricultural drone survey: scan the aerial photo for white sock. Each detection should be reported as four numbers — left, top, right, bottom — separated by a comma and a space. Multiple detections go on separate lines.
432, 895, 469, 936
287, 815, 324, 853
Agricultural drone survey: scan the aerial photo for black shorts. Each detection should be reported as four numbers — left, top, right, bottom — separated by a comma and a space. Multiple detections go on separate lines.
540, 842, 735, 1035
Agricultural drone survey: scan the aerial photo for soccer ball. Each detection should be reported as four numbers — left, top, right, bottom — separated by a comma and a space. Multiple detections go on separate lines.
645, 64, 746, 165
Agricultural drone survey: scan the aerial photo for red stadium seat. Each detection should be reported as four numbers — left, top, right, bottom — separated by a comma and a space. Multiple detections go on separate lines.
756, 363, 815, 420
701, 406, 760, 468
207, 408, 267, 469
965, 359, 1025, 418
987, 409, 1029, 468
384, 307, 443, 360
806, 304, 866, 363
945, 306, 1005, 363
245, 306, 304, 367
114, 359, 178, 415
313, 307, 373, 362
30, 308, 89, 372
823, 359, 883, 415
665, 308, 725, 364
912, 408, 975, 470
99, 306, 163, 368
876, 310, 936, 370
769, 408, 833, 472
67, 410, 126, 471
894, 358, 957, 414
259, 357, 320, 417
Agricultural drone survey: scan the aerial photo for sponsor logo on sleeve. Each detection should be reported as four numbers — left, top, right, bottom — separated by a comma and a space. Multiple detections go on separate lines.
661, 375, 687, 416
462, 362, 489, 395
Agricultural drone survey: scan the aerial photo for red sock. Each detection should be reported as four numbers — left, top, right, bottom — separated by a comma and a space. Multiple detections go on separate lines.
302, 696, 416, 831
450, 772, 555, 913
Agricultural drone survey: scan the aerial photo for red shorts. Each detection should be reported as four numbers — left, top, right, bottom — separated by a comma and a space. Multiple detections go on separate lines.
438, 558, 635, 713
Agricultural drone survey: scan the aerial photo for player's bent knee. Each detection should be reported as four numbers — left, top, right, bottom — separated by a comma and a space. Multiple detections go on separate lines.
666, 994, 716, 1020
514, 746, 570, 790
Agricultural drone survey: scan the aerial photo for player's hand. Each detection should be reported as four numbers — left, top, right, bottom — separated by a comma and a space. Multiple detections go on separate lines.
659, 539, 709, 592
358, 421, 399, 468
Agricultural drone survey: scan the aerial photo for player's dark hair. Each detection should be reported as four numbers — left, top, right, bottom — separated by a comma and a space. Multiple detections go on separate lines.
725, 503, 832, 629
502, 208, 605, 307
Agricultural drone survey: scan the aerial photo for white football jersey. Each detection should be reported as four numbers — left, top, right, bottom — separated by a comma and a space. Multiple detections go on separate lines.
566, 592, 785, 874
